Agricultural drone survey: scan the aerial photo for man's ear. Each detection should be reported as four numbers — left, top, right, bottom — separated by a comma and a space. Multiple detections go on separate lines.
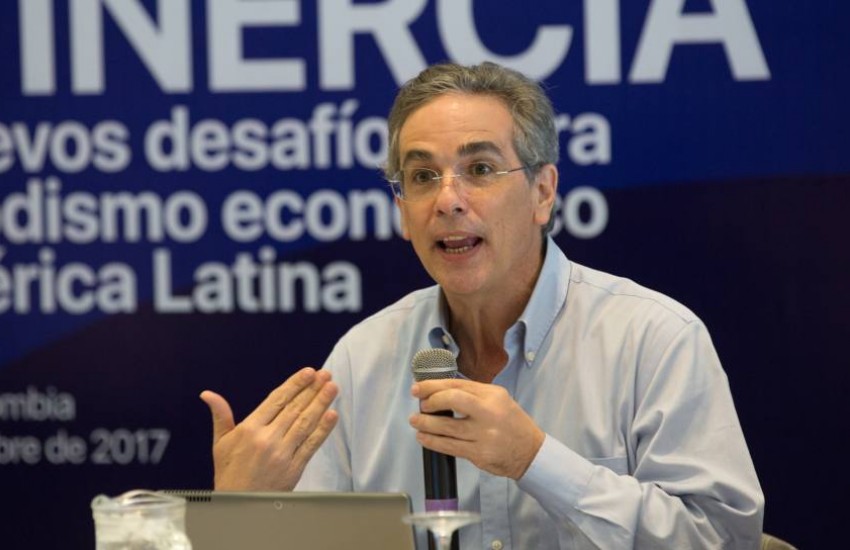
532, 164, 558, 227
396, 197, 411, 241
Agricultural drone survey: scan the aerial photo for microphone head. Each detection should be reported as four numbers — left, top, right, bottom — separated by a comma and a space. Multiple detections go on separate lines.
411, 348, 458, 381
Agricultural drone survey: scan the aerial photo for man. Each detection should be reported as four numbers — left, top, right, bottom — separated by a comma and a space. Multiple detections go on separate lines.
201, 62, 764, 549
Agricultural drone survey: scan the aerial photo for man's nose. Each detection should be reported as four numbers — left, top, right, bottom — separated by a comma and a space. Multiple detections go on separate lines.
434, 175, 468, 215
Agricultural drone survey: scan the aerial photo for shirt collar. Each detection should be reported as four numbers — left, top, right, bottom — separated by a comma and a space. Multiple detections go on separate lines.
426, 237, 571, 366
516, 237, 571, 366
427, 292, 456, 351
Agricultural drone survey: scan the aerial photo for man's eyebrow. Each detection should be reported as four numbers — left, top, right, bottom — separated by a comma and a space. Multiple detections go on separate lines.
457, 141, 504, 158
401, 149, 433, 166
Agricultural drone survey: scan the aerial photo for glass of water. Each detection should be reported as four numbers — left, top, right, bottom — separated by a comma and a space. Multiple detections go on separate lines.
91, 489, 192, 549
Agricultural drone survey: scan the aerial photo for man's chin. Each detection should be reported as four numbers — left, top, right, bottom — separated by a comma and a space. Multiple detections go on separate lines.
435, 272, 487, 298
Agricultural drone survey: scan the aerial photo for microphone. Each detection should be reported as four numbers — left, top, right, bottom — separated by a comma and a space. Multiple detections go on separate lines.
411, 348, 459, 515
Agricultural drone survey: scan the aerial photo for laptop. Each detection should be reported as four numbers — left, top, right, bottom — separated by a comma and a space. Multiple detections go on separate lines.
161, 491, 415, 550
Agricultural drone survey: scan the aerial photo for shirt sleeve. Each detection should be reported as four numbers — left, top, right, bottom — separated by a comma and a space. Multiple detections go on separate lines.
517, 320, 764, 549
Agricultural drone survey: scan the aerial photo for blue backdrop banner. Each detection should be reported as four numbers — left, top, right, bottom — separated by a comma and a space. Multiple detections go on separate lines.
1, 1, 848, 547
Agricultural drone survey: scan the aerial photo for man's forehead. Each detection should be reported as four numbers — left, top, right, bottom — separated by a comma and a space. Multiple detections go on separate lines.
396, 93, 518, 164
398, 93, 515, 138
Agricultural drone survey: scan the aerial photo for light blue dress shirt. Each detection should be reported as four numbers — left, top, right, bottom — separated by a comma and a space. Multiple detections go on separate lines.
297, 239, 764, 549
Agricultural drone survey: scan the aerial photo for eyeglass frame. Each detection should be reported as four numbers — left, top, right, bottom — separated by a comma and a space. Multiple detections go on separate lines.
387, 163, 534, 202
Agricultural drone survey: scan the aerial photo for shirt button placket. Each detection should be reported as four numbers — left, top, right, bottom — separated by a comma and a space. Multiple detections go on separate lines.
478, 471, 511, 550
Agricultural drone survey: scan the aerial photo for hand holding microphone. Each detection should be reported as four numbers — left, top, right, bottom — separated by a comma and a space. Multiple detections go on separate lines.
410, 352, 546, 481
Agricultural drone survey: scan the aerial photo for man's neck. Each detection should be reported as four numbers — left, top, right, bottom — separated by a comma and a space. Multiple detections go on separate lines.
443, 249, 546, 383
447, 300, 521, 383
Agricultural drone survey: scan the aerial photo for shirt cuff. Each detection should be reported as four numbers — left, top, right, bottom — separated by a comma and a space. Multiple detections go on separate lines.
516, 434, 595, 517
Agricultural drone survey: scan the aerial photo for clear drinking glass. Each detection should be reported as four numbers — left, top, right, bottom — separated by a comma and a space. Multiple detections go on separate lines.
403, 510, 481, 550
91, 489, 192, 550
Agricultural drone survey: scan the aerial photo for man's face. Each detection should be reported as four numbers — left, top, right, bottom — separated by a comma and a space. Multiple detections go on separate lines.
396, 93, 557, 301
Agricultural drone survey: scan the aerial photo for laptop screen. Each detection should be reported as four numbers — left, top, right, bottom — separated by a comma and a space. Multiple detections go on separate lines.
161, 491, 415, 550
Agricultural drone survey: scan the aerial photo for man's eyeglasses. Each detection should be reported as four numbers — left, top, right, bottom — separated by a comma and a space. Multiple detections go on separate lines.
388, 162, 529, 202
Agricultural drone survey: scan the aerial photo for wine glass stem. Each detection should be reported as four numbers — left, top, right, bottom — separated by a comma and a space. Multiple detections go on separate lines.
436, 534, 453, 550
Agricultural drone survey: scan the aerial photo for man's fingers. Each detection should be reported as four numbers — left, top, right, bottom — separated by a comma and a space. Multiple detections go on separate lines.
415, 430, 470, 459
245, 367, 318, 426
200, 390, 236, 445
290, 409, 339, 469
270, 371, 334, 436
279, 379, 338, 446
410, 412, 473, 441
418, 387, 479, 416
413, 378, 490, 400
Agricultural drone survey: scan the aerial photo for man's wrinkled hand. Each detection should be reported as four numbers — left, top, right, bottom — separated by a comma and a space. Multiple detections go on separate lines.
200, 367, 338, 491
410, 378, 544, 480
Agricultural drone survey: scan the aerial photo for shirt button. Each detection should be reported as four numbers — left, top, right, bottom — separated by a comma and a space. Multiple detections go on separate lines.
525, 350, 536, 362
491, 540, 503, 550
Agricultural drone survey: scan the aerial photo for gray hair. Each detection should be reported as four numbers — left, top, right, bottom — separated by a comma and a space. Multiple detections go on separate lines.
385, 62, 559, 234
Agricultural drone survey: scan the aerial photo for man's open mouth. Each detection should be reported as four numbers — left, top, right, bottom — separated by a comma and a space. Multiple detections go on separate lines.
438, 236, 482, 254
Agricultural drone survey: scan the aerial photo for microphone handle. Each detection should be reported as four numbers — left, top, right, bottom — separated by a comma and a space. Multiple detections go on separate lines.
423, 447, 457, 507
422, 410, 459, 550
